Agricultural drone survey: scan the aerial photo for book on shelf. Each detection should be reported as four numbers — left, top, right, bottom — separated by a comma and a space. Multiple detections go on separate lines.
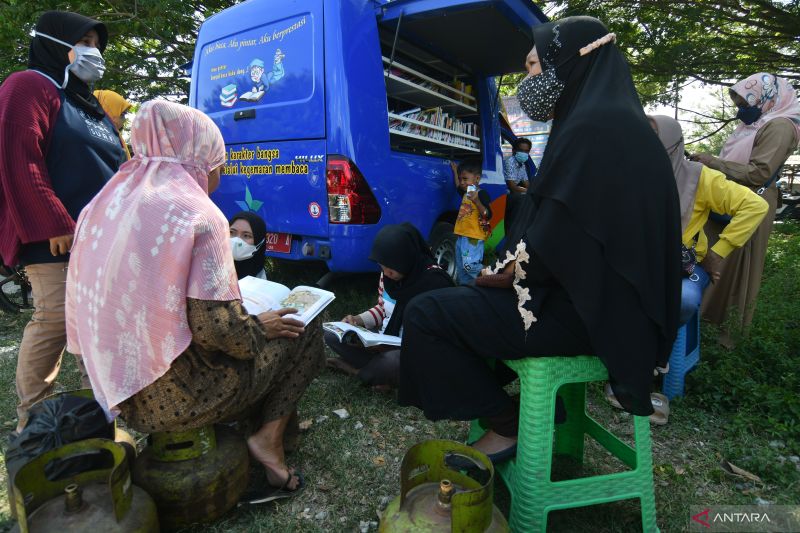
238, 276, 335, 326
389, 106, 478, 148
323, 321, 402, 348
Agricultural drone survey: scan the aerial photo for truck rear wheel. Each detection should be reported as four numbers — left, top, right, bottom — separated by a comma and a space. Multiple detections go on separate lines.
429, 222, 457, 281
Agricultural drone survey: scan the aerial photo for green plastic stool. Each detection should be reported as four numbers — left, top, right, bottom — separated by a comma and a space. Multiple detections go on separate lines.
469, 356, 658, 532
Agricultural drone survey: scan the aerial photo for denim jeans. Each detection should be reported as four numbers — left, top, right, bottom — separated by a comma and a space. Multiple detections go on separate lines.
455, 236, 484, 285
679, 265, 710, 325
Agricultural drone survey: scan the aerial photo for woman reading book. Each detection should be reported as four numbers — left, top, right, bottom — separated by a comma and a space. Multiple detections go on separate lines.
65, 101, 323, 502
325, 223, 453, 389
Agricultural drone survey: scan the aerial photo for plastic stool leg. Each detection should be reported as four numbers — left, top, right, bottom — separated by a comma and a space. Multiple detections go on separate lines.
663, 323, 688, 400
633, 415, 659, 532
553, 383, 587, 462
507, 361, 558, 533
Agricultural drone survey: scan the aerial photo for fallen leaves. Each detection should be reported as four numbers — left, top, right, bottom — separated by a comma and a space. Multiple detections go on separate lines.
720, 460, 763, 484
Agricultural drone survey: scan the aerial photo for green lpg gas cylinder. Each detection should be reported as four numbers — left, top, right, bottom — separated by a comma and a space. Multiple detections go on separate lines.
46, 389, 137, 461
132, 424, 249, 531
10, 438, 159, 533
7, 389, 137, 521
380, 440, 509, 533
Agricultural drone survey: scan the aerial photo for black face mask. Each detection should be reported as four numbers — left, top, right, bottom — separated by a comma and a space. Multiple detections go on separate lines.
736, 104, 762, 125
516, 68, 565, 122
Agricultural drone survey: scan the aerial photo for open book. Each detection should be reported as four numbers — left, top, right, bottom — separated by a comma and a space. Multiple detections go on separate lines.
323, 321, 401, 348
239, 276, 334, 325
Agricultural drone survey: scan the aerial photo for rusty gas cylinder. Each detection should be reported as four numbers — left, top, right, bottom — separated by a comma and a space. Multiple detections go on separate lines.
7, 389, 138, 521
131, 424, 249, 531
380, 440, 509, 532
10, 438, 159, 532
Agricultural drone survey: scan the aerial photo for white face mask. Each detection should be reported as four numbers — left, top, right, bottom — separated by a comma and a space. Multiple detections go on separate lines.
230, 237, 263, 261
35, 31, 106, 87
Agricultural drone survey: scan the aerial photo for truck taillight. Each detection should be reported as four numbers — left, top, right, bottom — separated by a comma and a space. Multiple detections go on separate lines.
326, 157, 381, 224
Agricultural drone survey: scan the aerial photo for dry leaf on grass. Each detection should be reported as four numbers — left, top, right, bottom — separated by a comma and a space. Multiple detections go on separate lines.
373, 456, 386, 466
299, 419, 313, 431
720, 460, 763, 484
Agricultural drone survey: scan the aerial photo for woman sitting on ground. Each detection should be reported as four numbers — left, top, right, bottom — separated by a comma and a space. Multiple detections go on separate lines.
326, 223, 454, 389
65, 100, 323, 500
229, 210, 268, 280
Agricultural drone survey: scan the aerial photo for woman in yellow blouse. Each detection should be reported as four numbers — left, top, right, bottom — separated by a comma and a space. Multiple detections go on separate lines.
649, 115, 768, 325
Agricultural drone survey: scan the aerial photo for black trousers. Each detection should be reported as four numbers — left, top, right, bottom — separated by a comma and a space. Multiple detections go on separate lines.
398, 285, 591, 425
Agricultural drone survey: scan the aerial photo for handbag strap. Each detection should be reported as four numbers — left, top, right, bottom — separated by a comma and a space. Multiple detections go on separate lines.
757, 166, 783, 195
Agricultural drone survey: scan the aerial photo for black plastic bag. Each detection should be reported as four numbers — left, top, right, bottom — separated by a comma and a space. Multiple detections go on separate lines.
5, 394, 114, 482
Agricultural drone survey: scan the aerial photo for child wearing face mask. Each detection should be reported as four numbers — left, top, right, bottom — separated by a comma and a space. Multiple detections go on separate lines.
504, 137, 533, 193
503, 137, 535, 235
0, 11, 124, 434
229, 211, 268, 280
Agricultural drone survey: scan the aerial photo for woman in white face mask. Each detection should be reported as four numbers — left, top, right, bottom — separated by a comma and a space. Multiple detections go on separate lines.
0, 11, 124, 434
229, 211, 268, 280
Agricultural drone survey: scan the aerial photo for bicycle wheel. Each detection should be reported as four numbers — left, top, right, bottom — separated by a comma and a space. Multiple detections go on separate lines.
0, 265, 33, 314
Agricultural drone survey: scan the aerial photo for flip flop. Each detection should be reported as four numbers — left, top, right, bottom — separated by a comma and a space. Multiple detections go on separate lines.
486, 444, 517, 465
649, 393, 670, 426
240, 468, 305, 505
447, 443, 517, 470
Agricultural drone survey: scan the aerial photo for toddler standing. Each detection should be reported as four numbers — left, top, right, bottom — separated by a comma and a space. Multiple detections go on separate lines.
451, 159, 492, 285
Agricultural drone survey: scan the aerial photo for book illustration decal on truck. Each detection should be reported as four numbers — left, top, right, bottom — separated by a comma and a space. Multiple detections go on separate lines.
218, 50, 287, 107
201, 14, 310, 112
241, 50, 286, 102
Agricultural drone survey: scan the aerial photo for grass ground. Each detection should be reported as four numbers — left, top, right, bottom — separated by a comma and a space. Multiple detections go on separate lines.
0, 222, 798, 532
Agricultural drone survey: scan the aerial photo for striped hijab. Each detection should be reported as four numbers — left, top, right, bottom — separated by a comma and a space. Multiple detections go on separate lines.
66, 100, 238, 418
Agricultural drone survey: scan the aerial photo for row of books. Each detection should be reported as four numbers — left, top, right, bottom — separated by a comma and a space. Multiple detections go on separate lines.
387, 67, 473, 104
389, 107, 479, 149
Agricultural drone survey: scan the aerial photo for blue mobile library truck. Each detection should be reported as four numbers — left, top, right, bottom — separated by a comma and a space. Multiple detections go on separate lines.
189, 0, 546, 279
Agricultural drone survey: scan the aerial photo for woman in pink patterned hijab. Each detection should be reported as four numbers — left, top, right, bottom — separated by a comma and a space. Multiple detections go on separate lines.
66, 100, 324, 501
66, 99, 239, 416
717, 74, 800, 164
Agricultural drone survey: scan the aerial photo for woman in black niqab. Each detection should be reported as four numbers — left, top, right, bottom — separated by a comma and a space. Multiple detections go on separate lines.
398, 16, 681, 458
29, 11, 108, 119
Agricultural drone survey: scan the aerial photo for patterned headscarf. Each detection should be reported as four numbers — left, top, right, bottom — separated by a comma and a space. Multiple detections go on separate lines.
66, 100, 239, 419
719, 73, 800, 164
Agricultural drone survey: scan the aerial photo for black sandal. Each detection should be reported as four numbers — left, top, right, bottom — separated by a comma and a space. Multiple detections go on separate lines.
240, 468, 305, 504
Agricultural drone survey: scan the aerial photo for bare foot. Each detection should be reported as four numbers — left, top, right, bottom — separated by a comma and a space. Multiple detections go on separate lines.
471, 430, 517, 456
326, 357, 359, 376
247, 434, 300, 490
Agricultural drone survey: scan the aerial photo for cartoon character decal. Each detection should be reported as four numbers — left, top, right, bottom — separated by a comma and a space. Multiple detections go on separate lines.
240, 49, 286, 102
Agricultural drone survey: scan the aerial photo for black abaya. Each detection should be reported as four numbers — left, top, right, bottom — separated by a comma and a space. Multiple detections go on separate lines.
399, 283, 591, 421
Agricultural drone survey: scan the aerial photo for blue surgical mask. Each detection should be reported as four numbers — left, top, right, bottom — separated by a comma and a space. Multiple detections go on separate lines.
736, 104, 762, 125
34, 31, 106, 87
514, 152, 529, 163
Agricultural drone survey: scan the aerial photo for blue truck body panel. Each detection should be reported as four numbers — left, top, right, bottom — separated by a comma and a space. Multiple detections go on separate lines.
190, 0, 545, 273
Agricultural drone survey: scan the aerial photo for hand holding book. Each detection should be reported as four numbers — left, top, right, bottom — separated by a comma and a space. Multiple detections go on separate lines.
257, 308, 305, 339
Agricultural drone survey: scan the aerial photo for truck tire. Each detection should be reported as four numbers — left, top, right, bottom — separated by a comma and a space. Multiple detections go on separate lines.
429, 222, 457, 281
